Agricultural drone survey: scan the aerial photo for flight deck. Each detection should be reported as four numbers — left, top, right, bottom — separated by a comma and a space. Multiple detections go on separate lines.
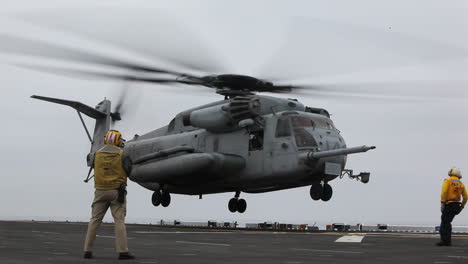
2, 221, 468, 264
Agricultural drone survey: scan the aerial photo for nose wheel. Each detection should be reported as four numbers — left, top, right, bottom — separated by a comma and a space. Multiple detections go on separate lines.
228, 191, 247, 213
310, 183, 333, 201
321, 184, 333, 201
151, 191, 161, 206
151, 190, 171, 207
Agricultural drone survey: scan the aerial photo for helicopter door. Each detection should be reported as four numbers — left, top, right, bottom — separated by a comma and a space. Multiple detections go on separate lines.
269, 117, 296, 176
247, 127, 265, 174
248, 130, 264, 151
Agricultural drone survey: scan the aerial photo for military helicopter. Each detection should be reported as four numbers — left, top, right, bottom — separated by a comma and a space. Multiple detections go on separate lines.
4, 33, 376, 214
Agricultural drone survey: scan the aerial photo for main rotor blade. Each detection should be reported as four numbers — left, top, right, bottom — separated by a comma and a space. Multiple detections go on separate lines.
287, 80, 468, 100
16, 63, 207, 87
15, 9, 228, 74
258, 17, 468, 81
0, 33, 200, 79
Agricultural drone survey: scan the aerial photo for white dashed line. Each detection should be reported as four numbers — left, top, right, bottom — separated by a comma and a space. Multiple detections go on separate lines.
448, 255, 468, 259
96, 235, 134, 240
291, 248, 364, 254
176, 240, 231, 247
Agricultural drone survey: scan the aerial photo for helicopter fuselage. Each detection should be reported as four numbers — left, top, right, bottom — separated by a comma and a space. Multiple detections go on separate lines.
124, 95, 348, 196
32, 93, 374, 212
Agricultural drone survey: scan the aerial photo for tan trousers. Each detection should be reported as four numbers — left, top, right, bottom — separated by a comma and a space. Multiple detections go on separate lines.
84, 189, 128, 253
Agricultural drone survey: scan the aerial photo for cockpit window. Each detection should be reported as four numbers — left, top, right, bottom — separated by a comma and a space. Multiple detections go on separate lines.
275, 118, 291, 137
291, 116, 314, 128
293, 128, 318, 148
291, 116, 335, 130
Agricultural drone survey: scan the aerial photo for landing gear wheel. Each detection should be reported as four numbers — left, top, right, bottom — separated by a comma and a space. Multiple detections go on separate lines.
228, 198, 238, 213
151, 191, 161, 206
161, 192, 171, 207
321, 184, 333, 202
310, 184, 323, 200
237, 199, 247, 213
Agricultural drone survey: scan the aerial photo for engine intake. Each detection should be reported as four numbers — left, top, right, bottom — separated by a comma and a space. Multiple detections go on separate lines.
186, 96, 260, 132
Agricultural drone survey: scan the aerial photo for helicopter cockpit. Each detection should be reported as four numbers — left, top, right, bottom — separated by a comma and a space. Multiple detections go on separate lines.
275, 113, 341, 150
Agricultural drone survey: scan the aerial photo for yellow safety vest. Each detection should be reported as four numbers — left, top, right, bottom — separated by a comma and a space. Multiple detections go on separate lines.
94, 145, 128, 190
441, 176, 467, 204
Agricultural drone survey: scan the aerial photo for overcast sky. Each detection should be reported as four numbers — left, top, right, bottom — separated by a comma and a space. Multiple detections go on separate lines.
0, 0, 467, 227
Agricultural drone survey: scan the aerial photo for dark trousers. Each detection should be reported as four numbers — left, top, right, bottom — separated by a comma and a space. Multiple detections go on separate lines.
440, 202, 462, 243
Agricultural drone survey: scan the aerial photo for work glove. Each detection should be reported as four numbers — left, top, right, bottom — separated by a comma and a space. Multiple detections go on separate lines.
441, 203, 445, 213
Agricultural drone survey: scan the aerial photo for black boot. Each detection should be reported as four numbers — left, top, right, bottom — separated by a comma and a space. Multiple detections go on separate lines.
83, 251, 93, 259
118, 252, 136, 260
436, 241, 451, 246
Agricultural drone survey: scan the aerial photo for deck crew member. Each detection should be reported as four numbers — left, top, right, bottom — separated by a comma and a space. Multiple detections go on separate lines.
437, 167, 468, 246
83, 130, 135, 259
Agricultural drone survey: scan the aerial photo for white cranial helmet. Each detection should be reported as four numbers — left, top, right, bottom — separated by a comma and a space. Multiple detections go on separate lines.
449, 167, 462, 178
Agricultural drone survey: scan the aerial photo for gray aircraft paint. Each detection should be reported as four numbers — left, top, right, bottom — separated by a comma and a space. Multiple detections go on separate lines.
31, 92, 374, 212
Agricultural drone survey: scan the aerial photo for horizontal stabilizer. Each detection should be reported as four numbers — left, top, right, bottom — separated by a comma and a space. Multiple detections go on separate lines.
31, 95, 106, 119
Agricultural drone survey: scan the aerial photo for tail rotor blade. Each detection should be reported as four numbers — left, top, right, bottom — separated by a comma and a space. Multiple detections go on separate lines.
110, 83, 129, 124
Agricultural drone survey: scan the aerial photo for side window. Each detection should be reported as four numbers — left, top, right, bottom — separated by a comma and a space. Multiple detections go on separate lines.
275, 118, 291, 137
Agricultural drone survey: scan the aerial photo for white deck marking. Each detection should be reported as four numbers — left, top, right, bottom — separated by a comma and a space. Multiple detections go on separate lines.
335, 235, 365, 243
448, 255, 468, 259
176, 240, 231, 247
291, 248, 364, 254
